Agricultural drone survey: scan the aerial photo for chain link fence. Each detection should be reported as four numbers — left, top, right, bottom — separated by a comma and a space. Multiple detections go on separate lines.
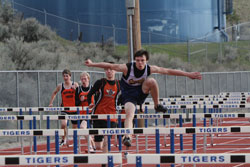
1, 70, 250, 108
187, 22, 250, 63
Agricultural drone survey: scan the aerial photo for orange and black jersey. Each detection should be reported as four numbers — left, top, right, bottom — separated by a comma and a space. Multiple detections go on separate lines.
61, 82, 76, 112
87, 78, 120, 122
75, 85, 94, 114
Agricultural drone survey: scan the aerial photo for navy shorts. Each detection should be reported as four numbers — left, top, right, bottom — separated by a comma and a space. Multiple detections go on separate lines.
120, 81, 149, 105
93, 120, 117, 142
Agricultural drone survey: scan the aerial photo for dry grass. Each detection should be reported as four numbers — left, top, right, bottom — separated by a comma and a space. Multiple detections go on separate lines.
234, 0, 250, 23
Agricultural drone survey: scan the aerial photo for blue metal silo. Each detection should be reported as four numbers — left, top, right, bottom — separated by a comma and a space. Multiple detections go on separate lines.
12, 0, 226, 43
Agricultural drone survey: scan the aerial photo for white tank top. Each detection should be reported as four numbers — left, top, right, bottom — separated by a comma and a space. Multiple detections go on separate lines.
122, 62, 149, 86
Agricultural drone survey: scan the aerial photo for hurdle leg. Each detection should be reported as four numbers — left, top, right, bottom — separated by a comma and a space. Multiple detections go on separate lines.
203, 106, 207, 153
19, 109, 24, 154
209, 109, 214, 146
192, 107, 197, 167
156, 129, 160, 167
66, 121, 70, 147
73, 130, 78, 167
163, 118, 167, 147
144, 106, 149, 152
78, 134, 81, 153
46, 117, 51, 167
136, 135, 139, 153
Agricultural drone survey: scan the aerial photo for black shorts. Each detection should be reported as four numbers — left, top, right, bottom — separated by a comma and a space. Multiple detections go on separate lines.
93, 120, 117, 142
61, 111, 83, 125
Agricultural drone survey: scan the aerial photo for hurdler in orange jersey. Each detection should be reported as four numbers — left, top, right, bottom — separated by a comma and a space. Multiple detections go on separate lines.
48, 69, 79, 147
91, 78, 120, 122
61, 82, 76, 112
75, 71, 96, 153
76, 86, 94, 114
87, 64, 120, 155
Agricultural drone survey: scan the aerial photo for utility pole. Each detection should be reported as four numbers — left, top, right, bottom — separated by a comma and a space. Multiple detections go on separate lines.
126, 0, 141, 62
126, 0, 144, 128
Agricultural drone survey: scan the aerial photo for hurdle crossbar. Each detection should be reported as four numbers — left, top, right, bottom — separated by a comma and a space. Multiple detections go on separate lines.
0, 129, 64, 136
0, 108, 25, 112
43, 112, 249, 120
146, 97, 247, 102
3, 102, 250, 113
140, 104, 250, 109
220, 92, 250, 96
127, 153, 250, 164
0, 154, 122, 165
181, 94, 248, 98
67, 126, 249, 136
0, 115, 40, 120
26, 107, 82, 112
145, 101, 246, 105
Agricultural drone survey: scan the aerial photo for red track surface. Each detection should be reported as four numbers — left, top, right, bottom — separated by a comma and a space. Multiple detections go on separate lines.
1, 118, 250, 167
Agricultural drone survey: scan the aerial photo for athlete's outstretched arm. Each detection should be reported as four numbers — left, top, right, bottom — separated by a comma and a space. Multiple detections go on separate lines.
84, 59, 127, 74
49, 84, 61, 107
150, 65, 202, 80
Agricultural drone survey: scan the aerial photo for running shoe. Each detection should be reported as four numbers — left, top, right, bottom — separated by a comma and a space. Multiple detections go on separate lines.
123, 137, 132, 147
85, 146, 96, 153
155, 104, 167, 113
59, 139, 67, 146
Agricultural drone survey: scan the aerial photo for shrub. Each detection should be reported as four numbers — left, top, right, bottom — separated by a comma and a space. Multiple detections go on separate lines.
0, 23, 10, 41
0, 2, 14, 24
18, 18, 56, 42
18, 18, 39, 42
5, 37, 34, 70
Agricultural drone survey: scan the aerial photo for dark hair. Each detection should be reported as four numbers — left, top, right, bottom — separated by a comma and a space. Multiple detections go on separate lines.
62, 69, 71, 76
134, 49, 149, 60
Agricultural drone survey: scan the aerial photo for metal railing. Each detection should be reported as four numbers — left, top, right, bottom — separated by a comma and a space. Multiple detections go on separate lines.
1, 70, 250, 108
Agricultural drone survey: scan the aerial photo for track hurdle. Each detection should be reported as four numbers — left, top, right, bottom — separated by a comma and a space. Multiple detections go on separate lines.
0, 115, 40, 154
29, 103, 250, 114
146, 100, 247, 105
67, 125, 250, 154
42, 112, 250, 121
0, 107, 26, 138
0, 107, 25, 112
26, 107, 82, 112
44, 112, 250, 150
127, 153, 250, 166
0, 129, 64, 137
146, 97, 247, 102
0, 115, 40, 121
181, 94, 248, 98
27, 107, 84, 152
220, 92, 250, 96
0, 129, 64, 154
0, 153, 122, 166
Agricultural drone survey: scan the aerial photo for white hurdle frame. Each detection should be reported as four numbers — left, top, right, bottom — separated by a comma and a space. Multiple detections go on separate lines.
67, 126, 250, 136
42, 112, 250, 120
0, 115, 40, 120
127, 153, 250, 165
0, 129, 64, 136
0, 153, 122, 166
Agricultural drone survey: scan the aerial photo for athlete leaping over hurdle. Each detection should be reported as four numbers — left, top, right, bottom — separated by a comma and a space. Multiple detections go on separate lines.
84, 49, 202, 147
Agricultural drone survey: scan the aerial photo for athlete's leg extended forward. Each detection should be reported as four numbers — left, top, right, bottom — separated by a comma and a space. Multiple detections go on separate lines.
142, 78, 167, 113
